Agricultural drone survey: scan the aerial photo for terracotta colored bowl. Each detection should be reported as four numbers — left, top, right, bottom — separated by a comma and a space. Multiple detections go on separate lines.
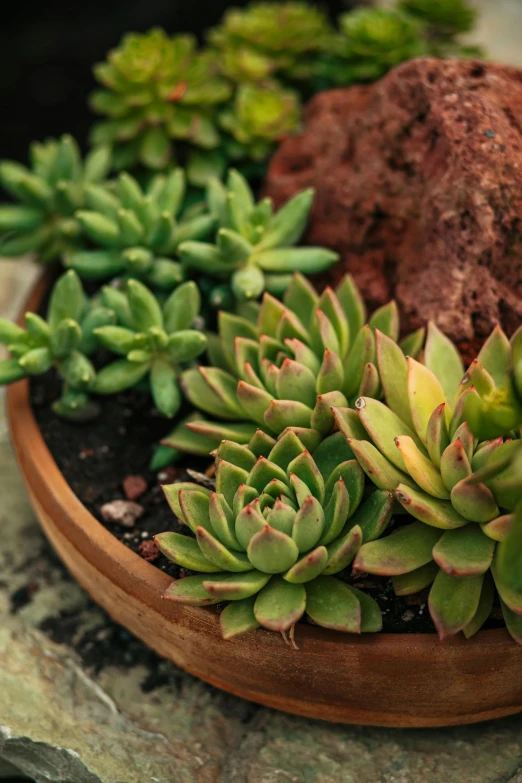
6, 275, 522, 728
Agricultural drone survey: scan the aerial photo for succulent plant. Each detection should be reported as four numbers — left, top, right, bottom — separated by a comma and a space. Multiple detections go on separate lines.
317, 8, 426, 87
398, 0, 476, 35
163, 271, 424, 456
156, 429, 390, 640
331, 322, 522, 642
218, 83, 302, 165
89, 29, 232, 176
0, 136, 111, 263
0, 270, 115, 419
178, 170, 338, 305
93, 279, 206, 417
67, 169, 215, 290
207, 2, 332, 85
464, 325, 522, 440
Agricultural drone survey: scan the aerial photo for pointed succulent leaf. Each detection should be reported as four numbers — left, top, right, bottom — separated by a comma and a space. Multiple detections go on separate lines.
497, 500, 522, 595
305, 576, 361, 633
254, 577, 306, 632
216, 460, 250, 508
320, 478, 350, 545
287, 451, 324, 503
346, 489, 394, 544
264, 398, 313, 434
316, 349, 344, 395
311, 391, 349, 436
177, 488, 212, 534
376, 329, 414, 428
312, 432, 355, 481
220, 596, 260, 640
492, 552, 522, 616
440, 437, 472, 492
433, 525, 495, 577
354, 521, 441, 576
331, 406, 369, 442
355, 396, 424, 471
208, 492, 241, 550
247, 456, 287, 493
457, 360, 495, 399
358, 362, 381, 399
93, 358, 149, 394
324, 460, 364, 516
343, 325, 375, 398
276, 358, 317, 408
154, 532, 223, 573
47, 270, 84, 331
215, 441, 256, 473
284, 546, 329, 584
481, 513, 512, 542
264, 499, 296, 536
291, 495, 325, 553
347, 439, 414, 492
235, 500, 267, 550
236, 380, 274, 426
255, 247, 338, 274
450, 479, 499, 524
162, 481, 207, 521
163, 281, 200, 333
335, 274, 366, 342
477, 325, 511, 386
395, 435, 449, 499
323, 525, 362, 575
317, 288, 349, 355
258, 189, 314, 250
392, 562, 439, 596
203, 570, 271, 601
247, 525, 299, 574
407, 357, 448, 443
463, 573, 495, 639
425, 403, 450, 469
196, 526, 252, 573
429, 570, 484, 640
232, 484, 260, 517
282, 273, 318, 330
424, 322, 464, 401
182, 367, 244, 419
395, 484, 469, 529
163, 574, 228, 606
501, 600, 522, 645
369, 300, 399, 342
266, 429, 305, 470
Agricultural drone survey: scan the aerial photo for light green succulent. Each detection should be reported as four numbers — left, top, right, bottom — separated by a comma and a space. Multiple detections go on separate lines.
162, 272, 423, 456
67, 169, 215, 289
207, 2, 333, 84
464, 325, 522, 440
156, 429, 390, 640
0, 136, 111, 263
219, 82, 302, 164
178, 170, 338, 306
93, 279, 206, 417
0, 270, 115, 420
317, 8, 426, 87
89, 29, 232, 176
331, 322, 522, 643
398, 0, 476, 35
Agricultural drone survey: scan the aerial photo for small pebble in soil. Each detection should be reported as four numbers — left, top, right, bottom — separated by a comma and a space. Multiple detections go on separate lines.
100, 499, 144, 527
123, 474, 148, 501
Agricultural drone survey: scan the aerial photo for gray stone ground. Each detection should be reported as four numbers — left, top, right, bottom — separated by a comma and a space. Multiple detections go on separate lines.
2, 5, 522, 774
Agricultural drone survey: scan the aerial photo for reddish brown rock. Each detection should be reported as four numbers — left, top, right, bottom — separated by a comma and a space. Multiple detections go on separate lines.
265, 58, 522, 347
122, 474, 148, 501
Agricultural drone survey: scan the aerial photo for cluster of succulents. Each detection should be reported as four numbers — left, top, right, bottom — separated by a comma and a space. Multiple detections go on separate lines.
0, 136, 111, 262
86, 0, 479, 182
4, 0, 519, 650
179, 170, 338, 306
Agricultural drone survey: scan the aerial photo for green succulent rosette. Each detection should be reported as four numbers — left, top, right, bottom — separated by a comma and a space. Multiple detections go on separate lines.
0, 136, 111, 263
67, 169, 215, 290
162, 271, 424, 456
207, 2, 333, 84
0, 270, 116, 420
93, 279, 206, 418
316, 8, 426, 87
89, 29, 232, 175
218, 83, 302, 164
179, 170, 337, 306
463, 325, 522, 440
330, 322, 522, 643
156, 429, 390, 640
398, 0, 476, 36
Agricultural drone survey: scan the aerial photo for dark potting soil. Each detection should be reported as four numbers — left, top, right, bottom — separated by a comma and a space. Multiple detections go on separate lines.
29, 371, 444, 635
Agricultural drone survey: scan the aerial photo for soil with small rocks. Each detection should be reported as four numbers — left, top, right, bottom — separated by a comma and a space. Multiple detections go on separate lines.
29, 371, 504, 637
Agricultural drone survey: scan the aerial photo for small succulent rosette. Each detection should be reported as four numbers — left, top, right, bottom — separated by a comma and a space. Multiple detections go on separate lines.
331, 322, 522, 643
156, 429, 392, 641
0, 270, 115, 420
0, 136, 111, 262
179, 171, 338, 305
68, 169, 215, 290
163, 271, 423, 455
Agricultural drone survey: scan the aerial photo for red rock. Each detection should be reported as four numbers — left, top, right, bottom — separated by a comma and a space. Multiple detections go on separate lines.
265, 58, 522, 347
100, 500, 144, 527
139, 540, 160, 562
123, 474, 148, 501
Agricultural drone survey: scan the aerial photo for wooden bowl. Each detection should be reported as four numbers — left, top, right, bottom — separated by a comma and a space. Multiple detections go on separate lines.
6, 275, 522, 728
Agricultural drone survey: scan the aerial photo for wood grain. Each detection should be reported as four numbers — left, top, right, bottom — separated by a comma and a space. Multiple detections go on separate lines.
6, 274, 522, 727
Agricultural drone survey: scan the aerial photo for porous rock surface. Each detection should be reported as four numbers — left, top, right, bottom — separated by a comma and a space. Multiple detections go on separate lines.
3, 266, 522, 782
265, 58, 522, 347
